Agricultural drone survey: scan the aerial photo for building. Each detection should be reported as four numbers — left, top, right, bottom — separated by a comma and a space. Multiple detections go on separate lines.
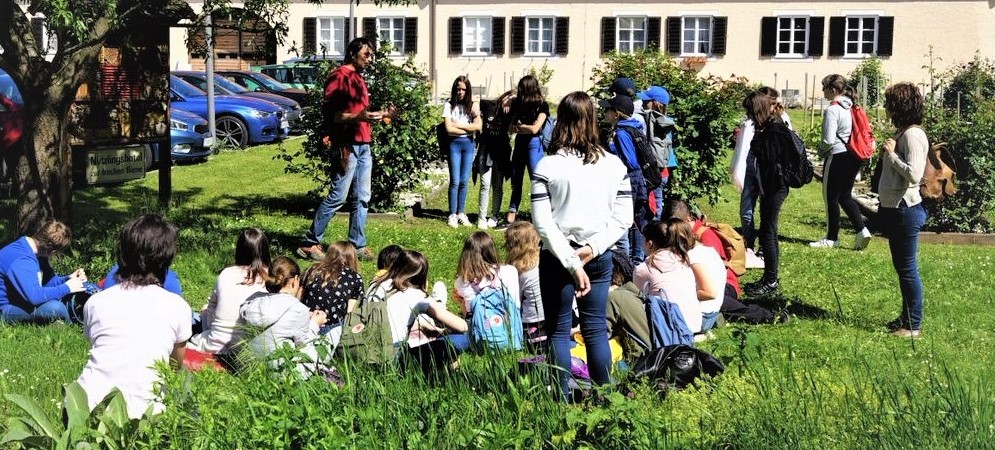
169, 1, 995, 102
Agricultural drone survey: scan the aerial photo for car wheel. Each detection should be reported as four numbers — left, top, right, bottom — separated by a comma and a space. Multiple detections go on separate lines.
216, 115, 249, 148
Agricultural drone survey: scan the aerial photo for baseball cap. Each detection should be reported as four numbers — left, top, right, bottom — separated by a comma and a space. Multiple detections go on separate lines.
637, 86, 671, 105
598, 95, 635, 116
610, 77, 637, 97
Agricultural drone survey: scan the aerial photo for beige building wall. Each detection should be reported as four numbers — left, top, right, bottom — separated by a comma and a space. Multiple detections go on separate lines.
170, 1, 995, 104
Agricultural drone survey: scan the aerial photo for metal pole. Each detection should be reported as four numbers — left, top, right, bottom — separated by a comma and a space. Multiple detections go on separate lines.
205, 8, 216, 145
349, 1, 356, 41
803, 72, 809, 111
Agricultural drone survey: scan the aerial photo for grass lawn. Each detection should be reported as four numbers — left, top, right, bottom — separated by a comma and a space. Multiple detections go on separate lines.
1, 138, 993, 448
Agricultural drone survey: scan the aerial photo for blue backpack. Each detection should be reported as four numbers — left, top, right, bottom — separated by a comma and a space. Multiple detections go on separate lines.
469, 282, 524, 351
643, 288, 693, 348
538, 116, 556, 151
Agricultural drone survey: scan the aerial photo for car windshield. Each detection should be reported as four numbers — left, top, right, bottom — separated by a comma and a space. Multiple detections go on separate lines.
213, 75, 248, 93
0, 72, 24, 105
171, 76, 206, 98
179, 74, 236, 95
253, 72, 290, 91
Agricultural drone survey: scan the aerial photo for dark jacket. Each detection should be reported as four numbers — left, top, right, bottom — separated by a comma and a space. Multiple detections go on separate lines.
750, 118, 793, 195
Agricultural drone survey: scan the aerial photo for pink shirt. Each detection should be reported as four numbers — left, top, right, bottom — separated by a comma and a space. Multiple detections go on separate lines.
633, 250, 702, 333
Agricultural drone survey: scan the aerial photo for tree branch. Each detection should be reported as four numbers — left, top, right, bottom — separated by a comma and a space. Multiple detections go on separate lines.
57, 0, 146, 57
0, 0, 41, 78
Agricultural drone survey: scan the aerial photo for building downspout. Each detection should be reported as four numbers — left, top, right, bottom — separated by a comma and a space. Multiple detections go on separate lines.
429, 0, 436, 101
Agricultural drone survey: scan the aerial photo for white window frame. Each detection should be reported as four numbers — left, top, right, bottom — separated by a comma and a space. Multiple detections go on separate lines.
377, 16, 405, 55
775, 16, 809, 58
616, 16, 647, 54
462, 16, 493, 56
524, 16, 555, 57
844, 15, 878, 57
680, 16, 713, 56
316, 16, 346, 57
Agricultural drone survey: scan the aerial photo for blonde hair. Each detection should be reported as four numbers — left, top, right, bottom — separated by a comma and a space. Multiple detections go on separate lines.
457, 232, 500, 283
303, 241, 358, 287
504, 221, 540, 273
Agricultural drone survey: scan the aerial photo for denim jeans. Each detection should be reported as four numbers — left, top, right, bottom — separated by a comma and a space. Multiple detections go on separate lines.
740, 153, 760, 249
539, 250, 612, 401
880, 201, 927, 330
758, 185, 789, 283
304, 144, 372, 249
0, 300, 71, 323
700, 311, 720, 331
509, 135, 543, 213
447, 136, 476, 215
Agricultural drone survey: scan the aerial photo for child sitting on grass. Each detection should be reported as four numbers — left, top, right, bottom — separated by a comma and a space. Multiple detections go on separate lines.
0, 220, 87, 323
301, 241, 365, 346
504, 221, 546, 345
454, 231, 521, 318
633, 219, 702, 333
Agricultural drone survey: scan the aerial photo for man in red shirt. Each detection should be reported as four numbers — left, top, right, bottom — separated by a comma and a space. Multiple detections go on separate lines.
666, 201, 785, 324
298, 37, 395, 261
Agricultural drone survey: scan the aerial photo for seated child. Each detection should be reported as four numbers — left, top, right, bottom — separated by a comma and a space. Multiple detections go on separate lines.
633, 219, 702, 333
606, 248, 653, 359
454, 231, 521, 317
103, 263, 182, 296
504, 221, 546, 344
75, 214, 191, 418
301, 241, 365, 345
367, 244, 404, 302
0, 220, 87, 323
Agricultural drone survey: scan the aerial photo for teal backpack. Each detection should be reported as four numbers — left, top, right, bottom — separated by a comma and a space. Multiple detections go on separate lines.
469, 282, 524, 351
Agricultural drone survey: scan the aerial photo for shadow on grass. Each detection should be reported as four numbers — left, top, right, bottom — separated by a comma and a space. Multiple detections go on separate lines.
745, 294, 836, 321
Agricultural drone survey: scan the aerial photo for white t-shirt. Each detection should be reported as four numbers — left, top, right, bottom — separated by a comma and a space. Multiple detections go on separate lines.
189, 266, 266, 354
384, 288, 433, 347
688, 244, 726, 315
76, 284, 192, 419
633, 250, 702, 333
443, 102, 474, 127
454, 265, 521, 314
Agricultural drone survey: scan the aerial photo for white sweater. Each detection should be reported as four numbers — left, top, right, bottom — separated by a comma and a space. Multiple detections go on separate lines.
531, 148, 632, 273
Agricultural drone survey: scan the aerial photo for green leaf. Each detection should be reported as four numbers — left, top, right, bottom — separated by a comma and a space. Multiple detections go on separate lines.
63, 382, 91, 435
0, 418, 38, 444
4, 394, 64, 438
98, 389, 130, 430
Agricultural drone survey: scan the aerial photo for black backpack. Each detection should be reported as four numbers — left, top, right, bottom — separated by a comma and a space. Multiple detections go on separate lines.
616, 125, 662, 190
630, 344, 725, 390
759, 123, 813, 189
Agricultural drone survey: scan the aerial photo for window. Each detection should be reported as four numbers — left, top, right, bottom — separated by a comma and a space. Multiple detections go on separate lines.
681, 16, 711, 55
463, 17, 492, 55
777, 17, 808, 56
378, 17, 405, 54
317, 17, 345, 56
30, 16, 58, 57
617, 17, 646, 53
525, 17, 554, 55
845, 16, 876, 56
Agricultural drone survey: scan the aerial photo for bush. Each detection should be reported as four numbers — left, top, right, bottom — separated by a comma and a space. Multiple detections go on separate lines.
848, 57, 886, 107
940, 56, 995, 117
278, 46, 438, 212
590, 50, 751, 206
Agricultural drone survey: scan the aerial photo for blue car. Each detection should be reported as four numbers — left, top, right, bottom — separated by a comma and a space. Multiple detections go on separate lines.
172, 71, 302, 132
165, 108, 213, 161
169, 75, 285, 148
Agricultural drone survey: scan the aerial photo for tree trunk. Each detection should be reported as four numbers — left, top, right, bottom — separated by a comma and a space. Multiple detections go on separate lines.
15, 101, 73, 234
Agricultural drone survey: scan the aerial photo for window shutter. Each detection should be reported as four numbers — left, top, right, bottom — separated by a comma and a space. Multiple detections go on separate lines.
555, 17, 569, 55
759, 16, 776, 56
492, 17, 506, 55
828, 16, 845, 57
302, 17, 316, 54
31, 17, 45, 53
510, 17, 525, 55
808, 16, 825, 57
877, 16, 894, 56
647, 17, 662, 50
362, 18, 377, 41
600, 17, 616, 55
404, 18, 417, 54
344, 18, 353, 43
448, 17, 462, 56
711, 16, 727, 55
665, 17, 681, 55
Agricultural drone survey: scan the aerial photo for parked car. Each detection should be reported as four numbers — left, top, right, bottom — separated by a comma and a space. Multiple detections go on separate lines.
216, 70, 310, 107
169, 75, 286, 148
173, 71, 302, 131
160, 107, 213, 163
253, 61, 327, 92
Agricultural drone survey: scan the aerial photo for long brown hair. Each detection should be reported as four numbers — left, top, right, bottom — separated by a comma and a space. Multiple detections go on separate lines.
504, 221, 540, 273
549, 91, 604, 164
747, 88, 780, 129
304, 241, 358, 287
449, 75, 474, 111
264, 256, 300, 294
642, 218, 694, 266
513, 75, 544, 111
386, 250, 429, 292
235, 228, 270, 285
457, 231, 500, 283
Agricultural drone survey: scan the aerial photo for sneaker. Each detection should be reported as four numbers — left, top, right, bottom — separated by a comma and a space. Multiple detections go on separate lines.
745, 248, 765, 269
486, 218, 498, 228
477, 218, 491, 230
447, 214, 459, 228
885, 318, 904, 332
809, 238, 839, 248
744, 279, 779, 297
854, 227, 872, 250
431, 281, 448, 304
493, 218, 511, 231
296, 244, 326, 261
891, 328, 922, 339
775, 309, 792, 324
356, 247, 375, 262
457, 213, 473, 226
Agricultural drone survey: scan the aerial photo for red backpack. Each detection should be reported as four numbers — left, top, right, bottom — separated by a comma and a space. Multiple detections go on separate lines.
832, 101, 876, 161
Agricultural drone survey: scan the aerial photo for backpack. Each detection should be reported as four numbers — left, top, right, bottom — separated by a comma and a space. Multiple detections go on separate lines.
694, 218, 747, 276
630, 344, 725, 391
832, 101, 876, 161
643, 112, 677, 169
921, 141, 958, 201
338, 289, 397, 365
782, 127, 815, 188
616, 125, 663, 191
468, 282, 524, 351
538, 116, 556, 151
643, 288, 693, 349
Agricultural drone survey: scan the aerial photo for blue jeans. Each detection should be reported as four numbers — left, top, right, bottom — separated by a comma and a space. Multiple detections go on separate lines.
880, 201, 927, 330
447, 136, 476, 215
700, 311, 720, 331
304, 144, 372, 249
539, 250, 612, 401
444, 333, 471, 352
740, 153, 760, 249
509, 135, 543, 213
0, 300, 71, 323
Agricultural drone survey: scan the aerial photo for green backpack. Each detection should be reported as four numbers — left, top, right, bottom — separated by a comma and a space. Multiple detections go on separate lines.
338, 287, 397, 366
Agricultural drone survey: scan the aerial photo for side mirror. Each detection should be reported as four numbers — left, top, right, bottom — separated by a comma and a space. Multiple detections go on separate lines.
254, 87, 265, 92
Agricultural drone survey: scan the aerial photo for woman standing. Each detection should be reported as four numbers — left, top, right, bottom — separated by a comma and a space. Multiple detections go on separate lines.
532, 91, 632, 401
476, 89, 515, 229
507, 75, 549, 225
443, 75, 483, 228
879, 82, 928, 338
811, 74, 872, 250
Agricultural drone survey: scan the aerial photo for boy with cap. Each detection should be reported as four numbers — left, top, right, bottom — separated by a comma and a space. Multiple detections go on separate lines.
609, 77, 646, 134
599, 94, 650, 263
637, 85, 678, 220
